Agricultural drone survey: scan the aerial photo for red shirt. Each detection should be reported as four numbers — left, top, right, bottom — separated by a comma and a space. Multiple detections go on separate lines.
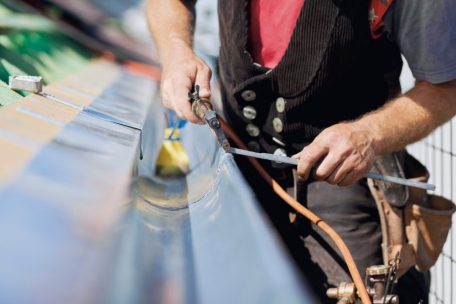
248, 0, 305, 69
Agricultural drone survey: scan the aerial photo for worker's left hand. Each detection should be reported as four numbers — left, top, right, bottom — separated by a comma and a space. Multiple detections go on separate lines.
292, 122, 377, 186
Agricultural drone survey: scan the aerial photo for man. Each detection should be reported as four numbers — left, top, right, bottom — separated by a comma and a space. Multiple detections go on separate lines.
147, 0, 456, 302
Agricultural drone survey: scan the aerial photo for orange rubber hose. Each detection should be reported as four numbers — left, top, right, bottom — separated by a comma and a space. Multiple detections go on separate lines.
220, 118, 372, 304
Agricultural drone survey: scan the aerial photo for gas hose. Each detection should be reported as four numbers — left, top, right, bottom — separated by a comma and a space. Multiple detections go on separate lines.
219, 118, 372, 304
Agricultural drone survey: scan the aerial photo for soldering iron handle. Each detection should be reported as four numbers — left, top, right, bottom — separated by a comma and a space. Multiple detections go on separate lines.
189, 84, 213, 122
191, 98, 213, 122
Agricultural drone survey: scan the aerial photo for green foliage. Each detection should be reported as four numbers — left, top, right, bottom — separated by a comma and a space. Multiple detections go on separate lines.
0, 2, 93, 107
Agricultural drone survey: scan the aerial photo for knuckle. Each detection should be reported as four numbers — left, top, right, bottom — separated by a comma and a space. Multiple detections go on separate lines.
297, 167, 308, 179
325, 129, 337, 139
339, 141, 353, 153
301, 148, 315, 161
322, 129, 339, 142
336, 142, 351, 157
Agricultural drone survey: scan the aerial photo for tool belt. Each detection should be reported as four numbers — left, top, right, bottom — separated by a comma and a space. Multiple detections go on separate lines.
368, 151, 456, 277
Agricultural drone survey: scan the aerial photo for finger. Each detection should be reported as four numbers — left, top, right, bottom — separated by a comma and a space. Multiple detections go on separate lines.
195, 63, 212, 98
337, 171, 357, 187
291, 152, 301, 160
297, 144, 328, 181
326, 161, 351, 185
337, 165, 366, 187
313, 152, 343, 181
173, 78, 202, 124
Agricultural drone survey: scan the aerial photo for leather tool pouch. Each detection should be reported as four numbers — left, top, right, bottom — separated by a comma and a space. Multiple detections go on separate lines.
368, 151, 456, 277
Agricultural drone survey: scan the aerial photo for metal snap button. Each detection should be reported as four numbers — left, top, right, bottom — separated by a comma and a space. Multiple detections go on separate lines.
272, 117, 283, 133
275, 97, 286, 113
246, 123, 260, 137
241, 90, 256, 102
242, 106, 257, 120
272, 148, 288, 167
273, 148, 287, 157
272, 137, 286, 147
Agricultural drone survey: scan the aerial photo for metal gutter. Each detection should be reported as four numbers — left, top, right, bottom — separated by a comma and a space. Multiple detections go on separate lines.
0, 60, 314, 303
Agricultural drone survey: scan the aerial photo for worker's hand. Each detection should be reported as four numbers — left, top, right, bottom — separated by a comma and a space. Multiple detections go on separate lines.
292, 122, 377, 186
160, 40, 212, 124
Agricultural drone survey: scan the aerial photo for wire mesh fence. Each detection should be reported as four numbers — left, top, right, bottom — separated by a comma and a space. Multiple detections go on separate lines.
408, 118, 455, 304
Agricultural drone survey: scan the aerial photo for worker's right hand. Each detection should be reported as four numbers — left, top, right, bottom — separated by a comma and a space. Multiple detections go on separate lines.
160, 41, 212, 124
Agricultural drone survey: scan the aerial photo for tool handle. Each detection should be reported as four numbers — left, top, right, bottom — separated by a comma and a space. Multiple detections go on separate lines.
189, 84, 213, 121
191, 98, 213, 121
228, 148, 435, 191
366, 172, 435, 191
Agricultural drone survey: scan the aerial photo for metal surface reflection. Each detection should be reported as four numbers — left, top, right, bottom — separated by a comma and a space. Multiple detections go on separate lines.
111, 111, 314, 303
0, 65, 313, 303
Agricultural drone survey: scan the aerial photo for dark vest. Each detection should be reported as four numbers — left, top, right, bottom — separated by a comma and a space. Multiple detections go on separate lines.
218, 0, 402, 155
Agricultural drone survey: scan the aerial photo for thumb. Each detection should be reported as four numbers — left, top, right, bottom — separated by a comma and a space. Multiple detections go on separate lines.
195, 66, 212, 98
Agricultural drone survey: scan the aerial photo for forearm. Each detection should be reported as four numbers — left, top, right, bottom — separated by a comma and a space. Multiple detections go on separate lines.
356, 80, 456, 155
146, 0, 196, 65
146, 0, 212, 123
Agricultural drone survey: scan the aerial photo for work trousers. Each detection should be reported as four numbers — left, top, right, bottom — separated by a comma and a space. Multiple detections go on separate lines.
235, 156, 428, 304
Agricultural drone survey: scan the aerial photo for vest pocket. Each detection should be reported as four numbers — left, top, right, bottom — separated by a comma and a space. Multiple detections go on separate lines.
405, 194, 456, 271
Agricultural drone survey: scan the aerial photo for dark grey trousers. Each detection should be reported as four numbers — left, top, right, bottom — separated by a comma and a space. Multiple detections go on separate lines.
235, 156, 428, 304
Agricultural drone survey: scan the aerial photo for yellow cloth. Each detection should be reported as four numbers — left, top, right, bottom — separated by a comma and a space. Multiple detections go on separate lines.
155, 128, 189, 176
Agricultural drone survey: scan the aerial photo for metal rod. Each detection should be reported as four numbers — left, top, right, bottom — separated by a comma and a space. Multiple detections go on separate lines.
366, 172, 435, 191
228, 147, 436, 191
38, 92, 83, 111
